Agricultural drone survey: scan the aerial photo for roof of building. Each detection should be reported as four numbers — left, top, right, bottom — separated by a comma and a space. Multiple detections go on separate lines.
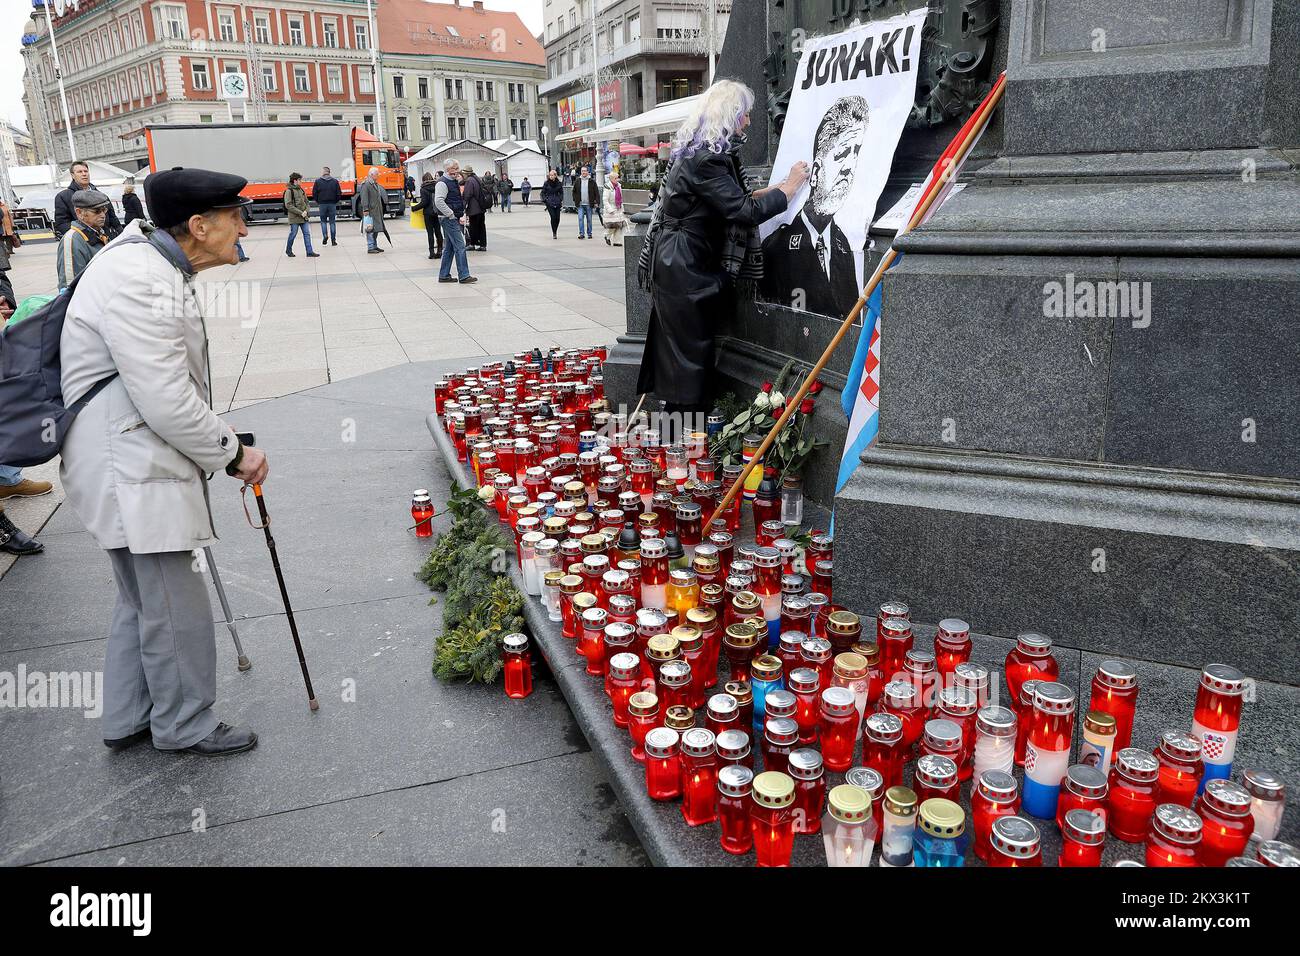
406, 139, 508, 163
378, 0, 545, 66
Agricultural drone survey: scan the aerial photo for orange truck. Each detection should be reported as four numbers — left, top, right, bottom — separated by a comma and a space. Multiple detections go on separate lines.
145, 123, 404, 222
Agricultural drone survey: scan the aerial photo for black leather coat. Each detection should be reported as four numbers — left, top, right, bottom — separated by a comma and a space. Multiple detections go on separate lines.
636, 143, 787, 405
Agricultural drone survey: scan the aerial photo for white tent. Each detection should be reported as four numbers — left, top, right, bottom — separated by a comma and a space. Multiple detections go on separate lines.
9, 159, 140, 221
499, 147, 549, 189
406, 140, 507, 186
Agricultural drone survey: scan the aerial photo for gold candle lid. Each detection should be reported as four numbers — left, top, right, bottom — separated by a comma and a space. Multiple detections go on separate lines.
646, 634, 681, 662
686, 606, 717, 628
828, 784, 872, 823
750, 654, 783, 681
571, 592, 598, 612
918, 798, 965, 837
851, 641, 881, 665
884, 785, 918, 817
543, 570, 564, 587
665, 704, 695, 731
826, 610, 861, 635
723, 622, 760, 649
833, 652, 868, 679
559, 573, 585, 594
752, 771, 796, 809
628, 691, 659, 717
1084, 709, 1117, 735
725, 680, 753, 705
670, 625, 703, 652
732, 590, 761, 612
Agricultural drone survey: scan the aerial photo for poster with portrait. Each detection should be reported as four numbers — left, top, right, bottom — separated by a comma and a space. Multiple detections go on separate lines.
760, 8, 927, 318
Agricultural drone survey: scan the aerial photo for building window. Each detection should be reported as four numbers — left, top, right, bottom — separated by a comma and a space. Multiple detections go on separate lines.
191, 60, 212, 91
218, 12, 236, 42
289, 17, 305, 46
476, 80, 484, 101
268, 113, 279, 122
396, 116, 409, 140
447, 117, 465, 139
159, 4, 186, 40
393, 75, 405, 98
255, 14, 271, 44
445, 78, 464, 100
224, 61, 241, 74
627, 13, 640, 43
327, 66, 343, 94
485, 81, 494, 101
358, 69, 374, 94
262, 64, 277, 91
333, 113, 343, 122
300, 114, 311, 122
293, 65, 310, 93
363, 114, 375, 134
421, 115, 432, 140
354, 22, 370, 50
200, 114, 213, 123
418, 77, 429, 99
323, 21, 338, 48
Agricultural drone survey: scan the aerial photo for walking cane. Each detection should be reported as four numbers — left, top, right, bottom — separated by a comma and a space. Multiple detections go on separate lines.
203, 546, 251, 672
242, 483, 319, 712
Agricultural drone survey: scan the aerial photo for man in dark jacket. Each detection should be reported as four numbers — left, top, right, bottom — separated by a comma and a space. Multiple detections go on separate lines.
357, 168, 388, 253
461, 168, 486, 251
313, 166, 342, 246
54, 161, 122, 238
572, 166, 599, 239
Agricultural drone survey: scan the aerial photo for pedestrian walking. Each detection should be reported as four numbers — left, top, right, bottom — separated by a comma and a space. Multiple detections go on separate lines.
499, 175, 513, 212
541, 168, 564, 239
411, 171, 443, 259
60, 166, 268, 755
357, 168, 387, 254
573, 165, 599, 239
54, 161, 122, 239
121, 178, 145, 226
462, 166, 487, 251
313, 166, 342, 246
434, 160, 476, 284
405, 172, 416, 202
520, 177, 532, 205
56, 190, 112, 288
481, 171, 497, 213
282, 173, 318, 258
602, 171, 627, 246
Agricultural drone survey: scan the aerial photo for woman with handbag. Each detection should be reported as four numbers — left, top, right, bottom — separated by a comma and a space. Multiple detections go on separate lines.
635, 79, 808, 433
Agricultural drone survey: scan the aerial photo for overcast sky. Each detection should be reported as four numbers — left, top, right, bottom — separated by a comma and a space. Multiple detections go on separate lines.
0, 0, 545, 133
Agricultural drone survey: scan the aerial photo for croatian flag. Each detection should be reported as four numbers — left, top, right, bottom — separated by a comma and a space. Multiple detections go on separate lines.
1192, 720, 1237, 784
1022, 741, 1071, 819
834, 73, 1005, 498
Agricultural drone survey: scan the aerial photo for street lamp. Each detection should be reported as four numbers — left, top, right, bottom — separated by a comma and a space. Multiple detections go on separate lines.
365, 0, 387, 140
31, 0, 78, 163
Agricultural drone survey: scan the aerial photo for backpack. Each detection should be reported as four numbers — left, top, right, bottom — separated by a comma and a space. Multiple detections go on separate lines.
0, 231, 178, 466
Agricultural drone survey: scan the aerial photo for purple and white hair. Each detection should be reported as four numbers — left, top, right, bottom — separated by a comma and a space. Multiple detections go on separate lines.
669, 79, 755, 162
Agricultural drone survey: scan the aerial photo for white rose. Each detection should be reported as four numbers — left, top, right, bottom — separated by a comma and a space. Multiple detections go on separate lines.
753, 393, 770, 411
770, 391, 786, 408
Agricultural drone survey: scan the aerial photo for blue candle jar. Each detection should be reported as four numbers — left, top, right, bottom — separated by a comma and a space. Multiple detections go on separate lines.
749, 654, 785, 733
913, 798, 968, 867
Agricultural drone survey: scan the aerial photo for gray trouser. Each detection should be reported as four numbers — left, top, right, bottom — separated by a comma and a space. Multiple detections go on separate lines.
105, 548, 219, 749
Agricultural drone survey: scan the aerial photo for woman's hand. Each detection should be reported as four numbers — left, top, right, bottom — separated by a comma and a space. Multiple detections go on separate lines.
780, 161, 811, 199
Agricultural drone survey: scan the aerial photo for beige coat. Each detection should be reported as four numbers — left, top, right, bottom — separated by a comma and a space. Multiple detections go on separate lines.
59, 221, 239, 553
602, 182, 626, 226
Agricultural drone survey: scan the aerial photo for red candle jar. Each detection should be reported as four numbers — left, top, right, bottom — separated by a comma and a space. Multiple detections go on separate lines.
788, 748, 826, 835
502, 633, 533, 699
775, 539, 800, 576
788, 668, 821, 744
862, 712, 907, 788
971, 769, 1020, 862
755, 519, 784, 548
806, 593, 831, 640
855, 642, 885, 707
644, 728, 682, 801
658, 660, 693, 713
672, 625, 707, 709
750, 771, 797, 867
1146, 803, 1203, 867
600, 569, 633, 610
675, 500, 703, 552
1154, 730, 1204, 808
411, 489, 435, 538
602, 622, 636, 696
607, 593, 637, 628
806, 532, 833, 568
680, 728, 720, 827
1022, 682, 1076, 820
1059, 807, 1107, 867
953, 662, 991, 709
635, 608, 670, 682
1057, 764, 1110, 830
818, 687, 858, 772
579, 606, 609, 676
686, 607, 721, 689
920, 718, 963, 769
762, 717, 799, 776
706, 693, 740, 737
937, 687, 979, 780
881, 680, 924, 751
903, 650, 939, 715
780, 596, 812, 641
913, 754, 960, 803
1108, 747, 1161, 842
651, 492, 676, 533
1004, 631, 1059, 709
708, 531, 734, 574
722, 622, 762, 681
726, 680, 754, 732
1014, 679, 1042, 766
777, 631, 809, 678
811, 559, 834, 598
716, 728, 754, 770
1192, 663, 1246, 785
926, 614, 966, 669
800, 638, 834, 690
718, 765, 755, 855
629, 457, 654, 499
824, 610, 862, 656
1090, 659, 1139, 751
876, 602, 911, 679
751, 547, 783, 628
433, 379, 450, 414
988, 815, 1042, 868
608, 653, 641, 727
691, 552, 721, 588
727, 590, 761, 632
628, 692, 659, 762
558, 575, 585, 640
1194, 778, 1255, 866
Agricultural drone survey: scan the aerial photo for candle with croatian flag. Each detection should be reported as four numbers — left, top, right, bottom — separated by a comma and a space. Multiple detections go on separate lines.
1022, 682, 1076, 819
1190, 663, 1246, 786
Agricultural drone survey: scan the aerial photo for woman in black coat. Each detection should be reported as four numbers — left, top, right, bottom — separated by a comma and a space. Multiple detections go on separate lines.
636, 80, 808, 421
461, 169, 487, 251
411, 172, 443, 259
121, 182, 145, 225
539, 168, 564, 239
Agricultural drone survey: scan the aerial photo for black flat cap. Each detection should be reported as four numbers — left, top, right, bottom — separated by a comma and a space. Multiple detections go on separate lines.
143, 166, 251, 228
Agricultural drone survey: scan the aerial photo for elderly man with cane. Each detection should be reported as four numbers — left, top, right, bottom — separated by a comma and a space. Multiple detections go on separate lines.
59, 167, 269, 756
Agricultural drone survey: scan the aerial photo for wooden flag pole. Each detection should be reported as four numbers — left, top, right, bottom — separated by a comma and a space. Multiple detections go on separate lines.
703, 75, 1006, 530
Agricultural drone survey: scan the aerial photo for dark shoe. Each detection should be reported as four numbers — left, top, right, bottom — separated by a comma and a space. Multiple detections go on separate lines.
238, 256, 250, 262
167, 722, 258, 756
438, 276, 459, 283
306, 252, 320, 258
104, 728, 151, 750
459, 276, 478, 284
0, 512, 43, 555
367, 248, 382, 254
331, 240, 338, 246
285, 251, 296, 257
605, 236, 611, 245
